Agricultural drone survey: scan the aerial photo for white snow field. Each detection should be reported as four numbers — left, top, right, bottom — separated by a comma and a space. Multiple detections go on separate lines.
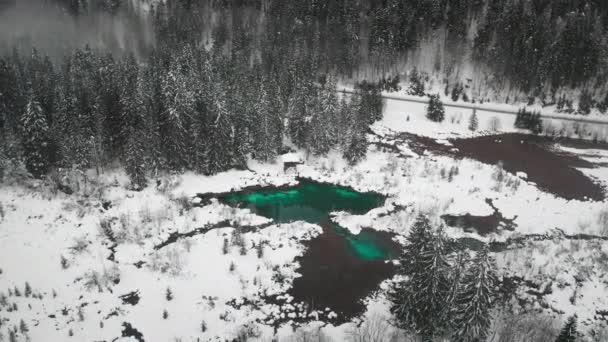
1, 101, 608, 341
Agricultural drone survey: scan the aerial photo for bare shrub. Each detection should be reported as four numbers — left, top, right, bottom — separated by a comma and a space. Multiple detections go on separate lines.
119, 212, 131, 232
173, 195, 193, 215
83, 264, 120, 293
345, 314, 396, 342
588, 322, 608, 342
69, 236, 90, 254
288, 325, 333, 342
488, 116, 501, 132
597, 208, 608, 236
149, 246, 184, 276
487, 309, 559, 342
233, 323, 262, 342
139, 206, 152, 224
83, 271, 103, 292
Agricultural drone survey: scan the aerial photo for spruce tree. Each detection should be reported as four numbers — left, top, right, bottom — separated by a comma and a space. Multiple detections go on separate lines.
390, 215, 451, 340
320, 75, 340, 146
468, 110, 478, 131
555, 315, 578, 342
452, 246, 498, 342
21, 92, 51, 178
307, 91, 332, 157
426, 94, 445, 122
253, 83, 281, 162
343, 122, 367, 165
161, 64, 192, 171
287, 80, 312, 149
407, 68, 426, 96
205, 90, 234, 175
125, 128, 147, 190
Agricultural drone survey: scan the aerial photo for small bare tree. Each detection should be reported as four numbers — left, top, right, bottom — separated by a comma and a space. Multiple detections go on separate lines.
346, 314, 397, 342
488, 116, 501, 132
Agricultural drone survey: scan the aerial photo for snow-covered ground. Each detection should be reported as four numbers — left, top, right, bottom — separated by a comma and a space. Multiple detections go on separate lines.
2, 102, 608, 341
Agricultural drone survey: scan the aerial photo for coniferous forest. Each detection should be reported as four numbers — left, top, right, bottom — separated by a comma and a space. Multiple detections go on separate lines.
2, 0, 608, 185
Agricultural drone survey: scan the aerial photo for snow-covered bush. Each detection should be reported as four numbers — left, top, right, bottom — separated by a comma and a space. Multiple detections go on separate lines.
83, 265, 120, 293
69, 236, 90, 255
489, 309, 559, 342
233, 322, 262, 341
289, 325, 333, 342
588, 322, 608, 342
149, 245, 184, 276
345, 314, 397, 342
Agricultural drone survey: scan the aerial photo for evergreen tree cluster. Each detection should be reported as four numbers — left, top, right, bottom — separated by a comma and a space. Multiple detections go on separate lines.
426, 94, 446, 123
0, 43, 382, 186
389, 215, 499, 341
514, 108, 544, 134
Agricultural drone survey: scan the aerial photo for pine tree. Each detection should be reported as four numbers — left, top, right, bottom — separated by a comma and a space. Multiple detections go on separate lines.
468, 110, 478, 131
407, 68, 426, 96
252, 82, 281, 162
287, 80, 312, 149
426, 94, 445, 122
21, 91, 52, 178
19, 319, 28, 334
161, 65, 192, 171
125, 128, 147, 190
390, 215, 451, 340
320, 75, 340, 146
514, 108, 526, 129
578, 90, 593, 115
343, 122, 367, 165
307, 102, 331, 156
555, 315, 578, 342
452, 246, 498, 342
24, 282, 31, 297
451, 82, 463, 102
205, 91, 234, 175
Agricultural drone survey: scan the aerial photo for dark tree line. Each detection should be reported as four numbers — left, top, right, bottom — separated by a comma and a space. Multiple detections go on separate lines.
20, 0, 608, 100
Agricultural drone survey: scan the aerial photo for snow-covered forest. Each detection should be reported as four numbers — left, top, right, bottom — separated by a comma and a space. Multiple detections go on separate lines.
2, 0, 608, 341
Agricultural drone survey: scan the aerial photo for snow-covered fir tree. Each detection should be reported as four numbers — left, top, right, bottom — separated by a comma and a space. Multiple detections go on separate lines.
468, 110, 478, 131
21, 91, 51, 178
253, 82, 282, 162
343, 121, 367, 165
205, 88, 234, 174
555, 315, 578, 342
125, 128, 147, 190
451, 245, 498, 342
287, 80, 312, 149
390, 214, 451, 341
426, 94, 445, 122
320, 75, 340, 146
160, 62, 192, 170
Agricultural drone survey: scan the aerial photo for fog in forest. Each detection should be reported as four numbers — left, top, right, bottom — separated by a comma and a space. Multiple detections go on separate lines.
0, 0, 154, 58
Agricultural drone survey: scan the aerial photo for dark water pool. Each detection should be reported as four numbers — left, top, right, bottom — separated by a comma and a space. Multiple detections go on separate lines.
219, 179, 401, 320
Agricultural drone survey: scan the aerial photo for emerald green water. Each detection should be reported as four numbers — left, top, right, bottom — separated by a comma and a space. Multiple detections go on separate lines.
220, 180, 393, 261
